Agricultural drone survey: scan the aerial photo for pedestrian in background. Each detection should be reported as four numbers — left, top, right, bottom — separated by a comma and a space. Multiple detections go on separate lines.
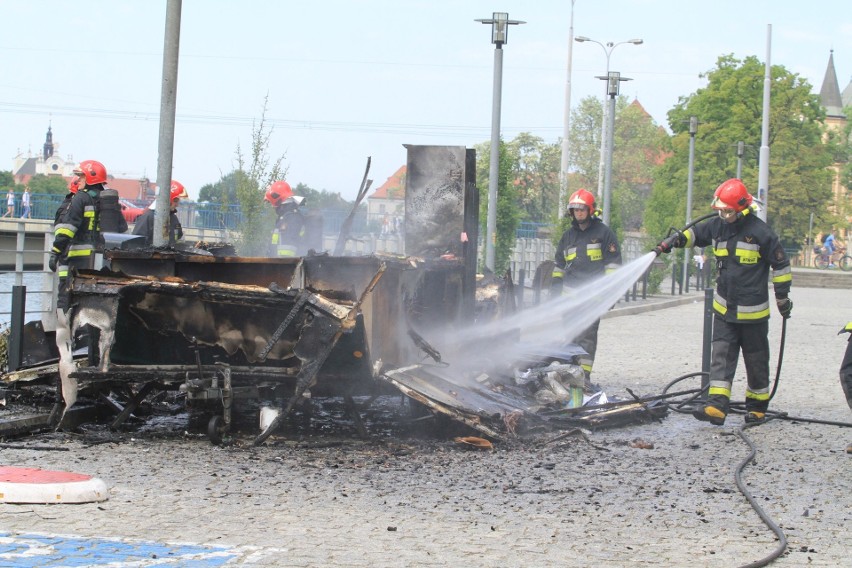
3, 188, 14, 217
21, 186, 31, 218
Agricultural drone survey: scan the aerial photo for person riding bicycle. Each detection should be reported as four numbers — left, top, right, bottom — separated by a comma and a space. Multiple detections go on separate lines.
823, 230, 837, 267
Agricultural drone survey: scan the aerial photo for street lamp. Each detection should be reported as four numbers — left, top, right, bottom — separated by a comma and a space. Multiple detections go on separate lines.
475, 12, 525, 273
683, 116, 698, 293
574, 36, 642, 224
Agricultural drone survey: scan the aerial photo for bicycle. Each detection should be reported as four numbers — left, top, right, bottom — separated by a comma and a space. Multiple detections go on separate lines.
813, 245, 852, 270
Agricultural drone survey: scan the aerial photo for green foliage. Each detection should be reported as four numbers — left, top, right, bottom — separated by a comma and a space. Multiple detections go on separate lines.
645, 55, 833, 249
292, 183, 352, 210
568, 95, 670, 235
25, 174, 71, 196
475, 138, 520, 274
233, 96, 287, 256
0, 171, 15, 192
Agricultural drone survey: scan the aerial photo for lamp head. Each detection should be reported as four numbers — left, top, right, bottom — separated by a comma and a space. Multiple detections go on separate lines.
574, 35, 590, 42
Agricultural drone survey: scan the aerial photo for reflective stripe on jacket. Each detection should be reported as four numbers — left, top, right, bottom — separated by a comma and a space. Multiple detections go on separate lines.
684, 207, 791, 323
554, 217, 622, 286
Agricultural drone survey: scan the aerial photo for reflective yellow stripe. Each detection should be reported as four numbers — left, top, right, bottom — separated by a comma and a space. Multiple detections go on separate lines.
737, 301, 770, 321
58, 269, 68, 277
713, 299, 727, 315
845, 322, 852, 332
271, 234, 280, 245
772, 266, 792, 283
587, 243, 602, 261
67, 249, 93, 258
55, 227, 75, 238
708, 386, 731, 398
746, 389, 770, 401
735, 241, 760, 265
737, 307, 770, 320
714, 240, 729, 257
683, 229, 694, 248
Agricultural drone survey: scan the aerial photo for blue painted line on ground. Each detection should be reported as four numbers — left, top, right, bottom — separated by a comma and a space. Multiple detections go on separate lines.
0, 531, 239, 567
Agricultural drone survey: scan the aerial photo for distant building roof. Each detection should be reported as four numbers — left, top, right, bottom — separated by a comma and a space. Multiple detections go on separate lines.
819, 50, 846, 118
369, 165, 406, 200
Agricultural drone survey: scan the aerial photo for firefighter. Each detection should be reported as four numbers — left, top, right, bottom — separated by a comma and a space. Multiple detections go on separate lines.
132, 180, 188, 246
656, 179, 793, 425
265, 180, 306, 257
48, 160, 108, 417
554, 188, 622, 380
839, 322, 852, 453
49, 160, 108, 312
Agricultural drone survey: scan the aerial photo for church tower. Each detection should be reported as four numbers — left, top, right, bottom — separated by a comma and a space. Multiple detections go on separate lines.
42, 124, 55, 160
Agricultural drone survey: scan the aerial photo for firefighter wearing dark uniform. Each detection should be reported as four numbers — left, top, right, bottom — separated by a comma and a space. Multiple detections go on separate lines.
656, 179, 793, 425
554, 188, 622, 379
132, 180, 187, 246
265, 180, 306, 257
49, 160, 107, 312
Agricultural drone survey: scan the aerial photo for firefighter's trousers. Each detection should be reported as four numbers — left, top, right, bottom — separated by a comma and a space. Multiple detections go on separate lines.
575, 319, 600, 378
710, 317, 770, 412
840, 334, 852, 411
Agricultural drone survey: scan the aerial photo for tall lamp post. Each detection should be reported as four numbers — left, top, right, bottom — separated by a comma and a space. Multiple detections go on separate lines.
598, 71, 631, 227
574, 36, 642, 223
476, 12, 525, 273
683, 116, 698, 293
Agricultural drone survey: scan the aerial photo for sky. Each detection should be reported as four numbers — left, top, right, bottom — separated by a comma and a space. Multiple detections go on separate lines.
2, 1, 850, 202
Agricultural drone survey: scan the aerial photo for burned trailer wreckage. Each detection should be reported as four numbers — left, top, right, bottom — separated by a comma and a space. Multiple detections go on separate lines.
2, 145, 667, 443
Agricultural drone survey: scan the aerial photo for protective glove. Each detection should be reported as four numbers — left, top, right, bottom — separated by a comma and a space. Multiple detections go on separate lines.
48, 252, 58, 272
838, 322, 852, 335
776, 297, 793, 319
654, 230, 685, 255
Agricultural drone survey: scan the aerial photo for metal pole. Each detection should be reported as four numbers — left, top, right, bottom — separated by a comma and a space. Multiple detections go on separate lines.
485, 44, 504, 272
736, 141, 744, 179
603, 85, 617, 226
154, 0, 182, 247
701, 287, 714, 389
757, 24, 772, 222
682, 116, 697, 292
558, 1, 576, 215
808, 212, 814, 267
595, 51, 612, 205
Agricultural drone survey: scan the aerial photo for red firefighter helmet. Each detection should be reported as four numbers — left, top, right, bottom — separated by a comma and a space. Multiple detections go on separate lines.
74, 160, 108, 185
711, 178, 752, 212
169, 180, 188, 201
567, 188, 596, 213
68, 177, 80, 194
264, 180, 293, 207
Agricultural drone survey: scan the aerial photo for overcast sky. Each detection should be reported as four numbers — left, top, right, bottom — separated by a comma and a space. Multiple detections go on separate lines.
2, 1, 850, 201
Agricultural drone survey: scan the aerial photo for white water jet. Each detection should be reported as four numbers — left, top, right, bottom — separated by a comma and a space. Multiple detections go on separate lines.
437, 252, 659, 374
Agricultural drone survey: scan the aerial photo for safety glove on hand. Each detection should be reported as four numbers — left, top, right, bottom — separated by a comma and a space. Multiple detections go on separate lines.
838, 322, 852, 335
776, 297, 793, 319
48, 252, 58, 272
654, 230, 686, 255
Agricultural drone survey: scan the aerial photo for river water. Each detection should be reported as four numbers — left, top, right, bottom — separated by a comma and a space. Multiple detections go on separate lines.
0, 270, 53, 327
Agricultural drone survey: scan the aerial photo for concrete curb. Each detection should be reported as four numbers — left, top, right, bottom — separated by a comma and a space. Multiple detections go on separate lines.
606, 293, 704, 318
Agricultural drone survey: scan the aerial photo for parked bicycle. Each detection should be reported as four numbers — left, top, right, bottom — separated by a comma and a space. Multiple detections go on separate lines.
813, 244, 852, 270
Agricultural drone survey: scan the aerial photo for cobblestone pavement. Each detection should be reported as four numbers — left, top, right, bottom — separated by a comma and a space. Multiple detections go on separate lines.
1, 286, 850, 567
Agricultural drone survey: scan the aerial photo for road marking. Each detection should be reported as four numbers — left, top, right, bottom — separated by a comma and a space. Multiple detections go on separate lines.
0, 532, 287, 566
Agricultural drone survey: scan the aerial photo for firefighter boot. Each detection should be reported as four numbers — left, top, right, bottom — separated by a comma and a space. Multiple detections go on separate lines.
692, 396, 729, 426
744, 411, 767, 424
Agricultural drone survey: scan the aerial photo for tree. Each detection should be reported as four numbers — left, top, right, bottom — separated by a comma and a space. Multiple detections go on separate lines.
568, 96, 670, 237
475, 138, 520, 274
644, 55, 834, 250
25, 174, 70, 196
232, 96, 288, 256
